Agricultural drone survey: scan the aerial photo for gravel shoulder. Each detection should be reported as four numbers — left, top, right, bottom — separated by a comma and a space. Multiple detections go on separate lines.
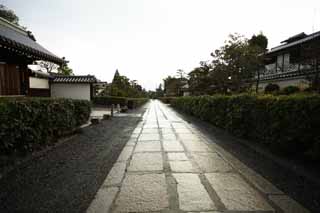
0, 105, 147, 213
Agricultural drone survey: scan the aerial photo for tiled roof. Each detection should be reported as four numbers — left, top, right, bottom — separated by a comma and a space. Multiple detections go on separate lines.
52, 75, 97, 83
267, 31, 320, 55
0, 17, 64, 64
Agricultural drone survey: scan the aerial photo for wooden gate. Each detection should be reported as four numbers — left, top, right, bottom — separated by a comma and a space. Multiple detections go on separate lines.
0, 64, 29, 96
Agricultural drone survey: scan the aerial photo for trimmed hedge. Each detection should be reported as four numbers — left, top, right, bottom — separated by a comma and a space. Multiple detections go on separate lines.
158, 97, 177, 104
127, 98, 149, 109
92, 96, 148, 109
0, 97, 91, 154
92, 96, 128, 107
171, 94, 320, 160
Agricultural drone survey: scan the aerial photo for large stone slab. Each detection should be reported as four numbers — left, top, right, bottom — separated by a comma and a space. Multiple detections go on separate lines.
163, 141, 185, 152
141, 128, 159, 134
128, 153, 163, 171
117, 146, 134, 162
192, 152, 232, 172
103, 162, 126, 186
173, 173, 216, 211
134, 141, 161, 152
162, 134, 177, 140
161, 128, 175, 134
86, 187, 118, 213
183, 141, 211, 152
114, 174, 169, 212
205, 173, 274, 211
178, 134, 203, 141
167, 152, 188, 161
269, 195, 309, 213
139, 134, 160, 141
169, 161, 196, 172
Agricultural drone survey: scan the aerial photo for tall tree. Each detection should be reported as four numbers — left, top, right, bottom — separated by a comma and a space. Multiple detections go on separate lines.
57, 63, 73, 75
249, 33, 268, 92
188, 62, 212, 95
209, 33, 267, 93
0, 4, 19, 25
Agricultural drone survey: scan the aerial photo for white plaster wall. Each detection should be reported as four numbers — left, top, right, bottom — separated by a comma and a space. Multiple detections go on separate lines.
258, 78, 310, 92
29, 77, 49, 89
51, 83, 91, 100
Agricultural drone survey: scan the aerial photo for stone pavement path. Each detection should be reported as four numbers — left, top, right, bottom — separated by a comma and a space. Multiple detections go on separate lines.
87, 100, 310, 213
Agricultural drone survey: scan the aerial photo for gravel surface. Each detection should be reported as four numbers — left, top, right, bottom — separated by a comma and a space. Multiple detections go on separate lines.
0, 107, 146, 213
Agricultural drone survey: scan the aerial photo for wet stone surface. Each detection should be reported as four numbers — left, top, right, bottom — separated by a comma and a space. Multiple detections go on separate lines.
87, 187, 118, 213
138, 134, 160, 141
86, 100, 310, 213
128, 152, 163, 171
134, 141, 161, 152
116, 146, 134, 162
163, 141, 185, 152
169, 161, 196, 173
103, 162, 126, 186
192, 152, 233, 173
205, 173, 274, 211
167, 152, 188, 161
173, 173, 216, 211
114, 173, 169, 212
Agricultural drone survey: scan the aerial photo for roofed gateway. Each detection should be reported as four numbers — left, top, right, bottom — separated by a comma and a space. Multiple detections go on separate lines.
0, 17, 64, 96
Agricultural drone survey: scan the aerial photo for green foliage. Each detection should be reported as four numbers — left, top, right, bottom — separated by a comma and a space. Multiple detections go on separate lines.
0, 97, 91, 154
0, 4, 19, 25
264, 83, 280, 93
281, 86, 300, 95
58, 63, 73, 75
210, 33, 266, 93
127, 98, 149, 109
102, 70, 147, 98
158, 97, 177, 104
92, 96, 148, 109
92, 96, 128, 107
171, 94, 320, 160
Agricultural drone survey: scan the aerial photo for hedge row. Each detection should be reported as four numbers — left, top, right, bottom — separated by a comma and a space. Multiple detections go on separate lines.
127, 98, 149, 109
171, 95, 320, 160
158, 97, 176, 104
0, 97, 91, 154
92, 96, 148, 109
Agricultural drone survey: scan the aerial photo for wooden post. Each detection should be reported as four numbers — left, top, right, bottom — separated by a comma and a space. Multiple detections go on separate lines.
111, 104, 114, 117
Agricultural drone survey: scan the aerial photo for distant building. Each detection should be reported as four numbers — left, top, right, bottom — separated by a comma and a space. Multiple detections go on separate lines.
257, 31, 320, 91
0, 17, 64, 96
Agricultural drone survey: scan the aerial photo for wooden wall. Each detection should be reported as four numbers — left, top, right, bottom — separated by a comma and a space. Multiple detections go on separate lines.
0, 64, 29, 96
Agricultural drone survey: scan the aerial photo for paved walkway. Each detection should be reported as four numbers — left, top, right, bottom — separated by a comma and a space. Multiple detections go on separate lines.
87, 100, 309, 213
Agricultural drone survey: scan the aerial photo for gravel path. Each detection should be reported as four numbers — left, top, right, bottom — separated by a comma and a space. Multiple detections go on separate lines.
0, 106, 147, 213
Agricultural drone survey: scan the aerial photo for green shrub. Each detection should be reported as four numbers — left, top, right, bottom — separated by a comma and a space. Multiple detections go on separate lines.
171, 94, 320, 160
281, 86, 300, 95
127, 98, 148, 109
92, 96, 148, 109
92, 96, 128, 107
159, 97, 177, 104
0, 97, 91, 154
264, 83, 280, 93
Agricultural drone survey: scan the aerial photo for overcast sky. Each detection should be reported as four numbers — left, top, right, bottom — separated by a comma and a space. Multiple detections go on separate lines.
3, 0, 320, 90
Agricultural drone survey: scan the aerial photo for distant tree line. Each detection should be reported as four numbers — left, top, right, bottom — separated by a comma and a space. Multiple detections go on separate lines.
100, 70, 149, 98
163, 32, 268, 96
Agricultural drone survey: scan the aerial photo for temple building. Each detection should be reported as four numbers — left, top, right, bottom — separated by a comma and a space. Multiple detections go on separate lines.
0, 17, 64, 96
257, 31, 320, 91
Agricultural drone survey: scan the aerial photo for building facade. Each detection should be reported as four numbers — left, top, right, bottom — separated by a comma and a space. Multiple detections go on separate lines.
0, 17, 64, 96
257, 31, 320, 91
